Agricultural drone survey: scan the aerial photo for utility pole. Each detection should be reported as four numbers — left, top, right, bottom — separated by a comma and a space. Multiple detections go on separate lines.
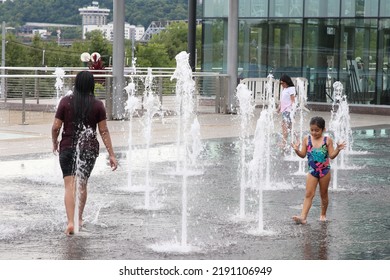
131, 27, 135, 66
188, 0, 197, 72
1, 21, 6, 99
42, 49, 45, 66
112, 0, 125, 119
227, 0, 238, 113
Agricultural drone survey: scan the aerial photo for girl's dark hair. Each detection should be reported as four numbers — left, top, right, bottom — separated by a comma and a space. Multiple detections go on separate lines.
310, 116, 326, 130
72, 71, 96, 135
280, 74, 295, 87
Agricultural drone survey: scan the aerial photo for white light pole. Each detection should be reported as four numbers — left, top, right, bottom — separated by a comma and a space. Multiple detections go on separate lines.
42, 49, 45, 66
1, 21, 6, 99
1, 22, 14, 100
112, 0, 125, 119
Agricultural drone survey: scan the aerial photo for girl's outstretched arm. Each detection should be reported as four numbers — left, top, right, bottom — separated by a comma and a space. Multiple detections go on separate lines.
327, 137, 346, 159
292, 135, 308, 158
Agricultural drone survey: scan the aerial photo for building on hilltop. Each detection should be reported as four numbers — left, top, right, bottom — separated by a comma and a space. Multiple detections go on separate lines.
79, 1, 144, 42
79, 1, 110, 39
100, 23, 144, 42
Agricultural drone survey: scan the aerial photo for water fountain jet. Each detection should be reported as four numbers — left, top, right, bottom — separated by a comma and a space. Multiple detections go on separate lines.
124, 58, 140, 191
141, 68, 161, 209
329, 81, 353, 190
249, 74, 276, 233
235, 83, 255, 218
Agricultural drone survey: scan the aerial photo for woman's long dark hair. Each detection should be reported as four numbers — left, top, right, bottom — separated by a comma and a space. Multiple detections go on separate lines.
72, 71, 96, 143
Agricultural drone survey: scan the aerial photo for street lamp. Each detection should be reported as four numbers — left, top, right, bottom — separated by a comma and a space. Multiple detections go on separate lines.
1, 21, 6, 99
80, 52, 91, 67
42, 49, 45, 66
1, 22, 15, 99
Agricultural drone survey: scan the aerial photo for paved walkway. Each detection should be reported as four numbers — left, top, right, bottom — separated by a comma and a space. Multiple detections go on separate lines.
1, 104, 390, 158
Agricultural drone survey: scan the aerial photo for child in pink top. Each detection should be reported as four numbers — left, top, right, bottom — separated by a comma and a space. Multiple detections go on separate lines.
277, 74, 296, 151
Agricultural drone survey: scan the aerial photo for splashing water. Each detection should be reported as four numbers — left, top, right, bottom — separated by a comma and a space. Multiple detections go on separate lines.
124, 73, 140, 190
142, 68, 161, 209
249, 74, 276, 232
235, 83, 255, 218
171, 52, 199, 173
189, 117, 202, 168
169, 51, 200, 249
53, 68, 65, 108
73, 126, 97, 234
292, 77, 309, 174
329, 81, 353, 189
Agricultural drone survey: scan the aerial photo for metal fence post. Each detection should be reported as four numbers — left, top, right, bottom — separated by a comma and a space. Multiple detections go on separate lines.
215, 76, 221, 113
34, 69, 40, 104
158, 76, 163, 106
21, 78, 27, 125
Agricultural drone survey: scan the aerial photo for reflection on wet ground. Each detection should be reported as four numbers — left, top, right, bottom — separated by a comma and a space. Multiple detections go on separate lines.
0, 126, 389, 260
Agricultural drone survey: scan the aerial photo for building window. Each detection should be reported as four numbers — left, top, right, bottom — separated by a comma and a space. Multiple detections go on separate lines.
204, 0, 228, 17
269, 0, 303, 18
342, 0, 378, 17
239, 0, 268, 18
304, 0, 340, 17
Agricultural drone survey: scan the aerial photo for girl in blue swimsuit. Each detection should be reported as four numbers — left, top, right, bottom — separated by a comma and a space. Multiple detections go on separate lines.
291, 116, 346, 224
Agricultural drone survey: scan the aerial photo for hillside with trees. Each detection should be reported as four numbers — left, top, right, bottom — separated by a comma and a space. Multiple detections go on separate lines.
0, 0, 192, 28
2, 22, 202, 68
0, 1, 202, 68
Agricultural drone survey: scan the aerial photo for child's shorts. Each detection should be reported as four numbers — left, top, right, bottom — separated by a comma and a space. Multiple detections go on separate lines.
282, 111, 291, 124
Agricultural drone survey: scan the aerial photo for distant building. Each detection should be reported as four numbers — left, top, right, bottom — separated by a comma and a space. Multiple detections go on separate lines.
18, 22, 78, 45
32, 29, 50, 39
79, 1, 110, 39
99, 22, 144, 41
79, 1, 144, 42
130, 25, 145, 41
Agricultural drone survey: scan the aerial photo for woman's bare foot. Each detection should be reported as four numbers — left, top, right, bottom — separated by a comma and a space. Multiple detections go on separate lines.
292, 216, 307, 224
65, 224, 74, 236
320, 215, 327, 222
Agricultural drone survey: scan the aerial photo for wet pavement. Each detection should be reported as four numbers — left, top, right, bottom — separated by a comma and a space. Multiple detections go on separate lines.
0, 109, 389, 260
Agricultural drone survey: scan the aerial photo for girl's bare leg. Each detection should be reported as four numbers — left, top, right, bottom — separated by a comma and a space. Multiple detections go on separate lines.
64, 176, 76, 235
78, 180, 88, 227
293, 174, 318, 224
281, 121, 289, 151
319, 172, 331, 221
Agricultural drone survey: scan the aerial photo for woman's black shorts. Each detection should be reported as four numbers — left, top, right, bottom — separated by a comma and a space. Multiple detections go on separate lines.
59, 148, 98, 179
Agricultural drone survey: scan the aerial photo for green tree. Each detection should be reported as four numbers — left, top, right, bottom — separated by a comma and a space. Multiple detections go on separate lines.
136, 43, 172, 68
71, 40, 92, 67
27, 35, 45, 66
143, 22, 202, 67
150, 22, 187, 61
3, 33, 28, 67
85, 30, 112, 66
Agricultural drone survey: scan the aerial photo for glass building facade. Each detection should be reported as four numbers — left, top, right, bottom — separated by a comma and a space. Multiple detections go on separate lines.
202, 0, 390, 105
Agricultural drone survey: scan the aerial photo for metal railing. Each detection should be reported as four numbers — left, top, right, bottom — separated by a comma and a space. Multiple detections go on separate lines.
241, 77, 309, 106
0, 67, 227, 121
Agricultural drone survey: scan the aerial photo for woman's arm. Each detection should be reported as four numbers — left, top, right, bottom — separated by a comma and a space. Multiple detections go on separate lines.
98, 119, 118, 171
51, 118, 63, 154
